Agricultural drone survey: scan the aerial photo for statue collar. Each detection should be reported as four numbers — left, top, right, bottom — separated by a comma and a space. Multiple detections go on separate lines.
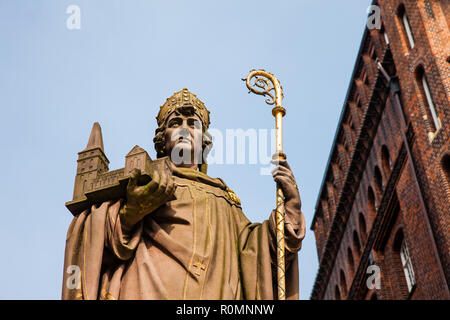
172, 166, 241, 207
172, 166, 227, 190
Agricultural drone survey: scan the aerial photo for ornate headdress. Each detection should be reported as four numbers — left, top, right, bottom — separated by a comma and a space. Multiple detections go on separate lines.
156, 88, 210, 129
153, 88, 212, 173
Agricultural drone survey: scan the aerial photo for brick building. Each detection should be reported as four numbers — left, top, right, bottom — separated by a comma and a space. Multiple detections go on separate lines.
310, 0, 449, 299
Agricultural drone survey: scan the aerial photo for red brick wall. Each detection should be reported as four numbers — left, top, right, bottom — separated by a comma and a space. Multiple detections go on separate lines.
311, 0, 449, 299
379, 0, 449, 288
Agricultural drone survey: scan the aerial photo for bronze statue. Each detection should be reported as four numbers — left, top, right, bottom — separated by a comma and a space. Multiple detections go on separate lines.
62, 88, 305, 300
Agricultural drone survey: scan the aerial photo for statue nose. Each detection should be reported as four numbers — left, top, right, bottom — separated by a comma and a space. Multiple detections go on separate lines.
174, 128, 191, 141
179, 126, 190, 134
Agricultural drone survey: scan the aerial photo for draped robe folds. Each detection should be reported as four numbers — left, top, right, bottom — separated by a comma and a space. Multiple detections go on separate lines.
62, 166, 306, 300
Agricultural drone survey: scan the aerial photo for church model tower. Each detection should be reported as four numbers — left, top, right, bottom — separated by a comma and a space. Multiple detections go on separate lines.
66, 122, 156, 216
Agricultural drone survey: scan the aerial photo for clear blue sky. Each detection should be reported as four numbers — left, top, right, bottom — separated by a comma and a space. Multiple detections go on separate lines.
0, 0, 371, 299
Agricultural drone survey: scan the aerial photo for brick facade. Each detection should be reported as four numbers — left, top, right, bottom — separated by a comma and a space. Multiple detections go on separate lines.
310, 0, 449, 300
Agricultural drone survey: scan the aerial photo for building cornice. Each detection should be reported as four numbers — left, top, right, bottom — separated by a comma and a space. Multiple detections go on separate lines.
310, 45, 390, 299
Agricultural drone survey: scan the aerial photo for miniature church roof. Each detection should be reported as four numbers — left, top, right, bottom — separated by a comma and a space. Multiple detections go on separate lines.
126, 145, 146, 156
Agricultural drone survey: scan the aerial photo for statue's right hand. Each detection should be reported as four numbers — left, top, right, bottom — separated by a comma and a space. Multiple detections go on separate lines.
120, 167, 175, 229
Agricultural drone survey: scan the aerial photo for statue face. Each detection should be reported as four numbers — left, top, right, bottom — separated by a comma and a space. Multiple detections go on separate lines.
164, 111, 203, 168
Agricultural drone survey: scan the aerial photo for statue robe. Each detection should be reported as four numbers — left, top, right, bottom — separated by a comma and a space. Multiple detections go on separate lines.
62, 167, 305, 300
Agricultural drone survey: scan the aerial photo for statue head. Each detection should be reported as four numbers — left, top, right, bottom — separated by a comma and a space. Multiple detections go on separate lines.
153, 88, 212, 172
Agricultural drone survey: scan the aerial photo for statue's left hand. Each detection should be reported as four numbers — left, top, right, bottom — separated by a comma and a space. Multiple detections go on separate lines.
271, 155, 302, 212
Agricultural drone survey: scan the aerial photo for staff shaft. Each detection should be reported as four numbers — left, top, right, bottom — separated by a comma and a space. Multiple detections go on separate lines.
275, 109, 286, 301
243, 69, 286, 300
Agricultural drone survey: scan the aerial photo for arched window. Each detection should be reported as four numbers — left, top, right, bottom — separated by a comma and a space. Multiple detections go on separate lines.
353, 230, 361, 259
416, 66, 440, 133
398, 4, 415, 49
368, 186, 377, 220
340, 270, 347, 298
375, 166, 383, 194
441, 153, 450, 198
350, 121, 356, 142
332, 164, 343, 188
393, 229, 416, 296
359, 212, 367, 245
348, 247, 355, 274
321, 199, 331, 223
335, 285, 341, 300
327, 182, 337, 214
381, 145, 391, 177
380, 25, 389, 46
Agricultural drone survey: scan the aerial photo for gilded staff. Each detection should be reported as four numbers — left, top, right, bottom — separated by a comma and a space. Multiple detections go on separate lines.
242, 69, 286, 300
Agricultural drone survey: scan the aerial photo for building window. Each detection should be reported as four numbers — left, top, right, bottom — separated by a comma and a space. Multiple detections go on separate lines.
340, 270, 347, 297
374, 166, 383, 194
368, 186, 377, 219
348, 247, 355, 274
442, 154, 450, 180
381, 25, 389, 46
417, 67, 440, 133
359, 212, 367, 245
400, 239, 416, 293
355, 99, 363, 121
321, 199, 331, 224
353, 230, 361, 259
398, 5, 415, 49
441, 154, 450, 197
381, 145, 391, 177
332, 163, 343, 188
393, 228, 416, 297
335, 285, 341, 300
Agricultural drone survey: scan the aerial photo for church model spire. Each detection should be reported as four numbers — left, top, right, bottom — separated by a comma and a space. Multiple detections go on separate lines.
67, 122, 154, 216
83, 122, 105, 152
72, 122, 110, 200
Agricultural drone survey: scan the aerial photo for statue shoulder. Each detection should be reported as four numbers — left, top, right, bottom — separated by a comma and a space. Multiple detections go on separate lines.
216, 178, 241, 207
223, 186, 241, 207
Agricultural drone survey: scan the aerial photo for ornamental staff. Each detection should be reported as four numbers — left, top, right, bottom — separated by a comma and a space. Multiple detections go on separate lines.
243, 69, 287, 300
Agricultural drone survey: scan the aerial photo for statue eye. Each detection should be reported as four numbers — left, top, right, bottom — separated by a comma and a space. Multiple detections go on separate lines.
188, 119, 201, 129
168, 118, 182, 128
